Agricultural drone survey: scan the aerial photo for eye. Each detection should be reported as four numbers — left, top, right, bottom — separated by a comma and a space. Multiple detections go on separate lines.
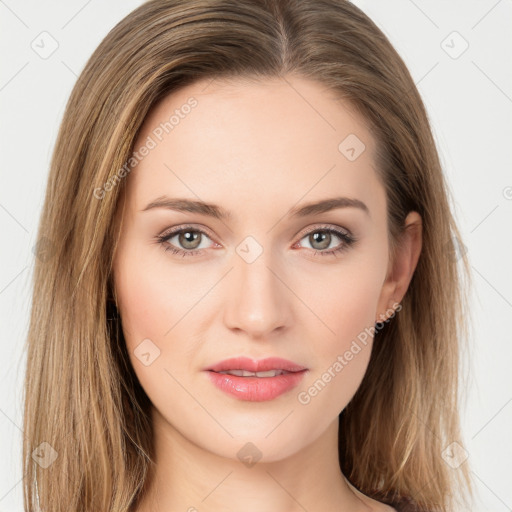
295, 225, 356, 257
155, 226, 217, 257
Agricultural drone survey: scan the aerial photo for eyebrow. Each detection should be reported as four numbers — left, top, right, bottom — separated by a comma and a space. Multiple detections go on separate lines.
141, 195, 370, 220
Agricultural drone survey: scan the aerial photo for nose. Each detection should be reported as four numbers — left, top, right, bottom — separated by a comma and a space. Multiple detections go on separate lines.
222, 249, 291, 339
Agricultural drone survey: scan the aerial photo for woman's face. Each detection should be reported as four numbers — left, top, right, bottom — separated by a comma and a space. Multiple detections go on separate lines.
113, 75, 401, 462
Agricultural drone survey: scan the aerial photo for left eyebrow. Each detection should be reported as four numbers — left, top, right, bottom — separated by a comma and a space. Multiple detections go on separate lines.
140, 195, 370, 220
287, 196, 370, 218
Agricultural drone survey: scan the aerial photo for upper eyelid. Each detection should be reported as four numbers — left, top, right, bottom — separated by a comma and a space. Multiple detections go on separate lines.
295, 223, 351, 239
160, 224, 215, 238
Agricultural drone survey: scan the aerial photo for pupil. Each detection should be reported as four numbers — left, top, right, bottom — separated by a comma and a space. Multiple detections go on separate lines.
311, 231, 330, 250
180, 231, 200, 249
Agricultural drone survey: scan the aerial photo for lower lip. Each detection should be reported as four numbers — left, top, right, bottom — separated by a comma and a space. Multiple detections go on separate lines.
205, 370, 307, 401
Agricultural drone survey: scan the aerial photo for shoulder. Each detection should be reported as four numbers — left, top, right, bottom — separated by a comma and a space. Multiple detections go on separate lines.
343, 478, 424, 512
353, 491, 424, 512
373, 499, 398, 511
369, 500, 398, 511
385, 496, 427, 512
347, 488, 399, 511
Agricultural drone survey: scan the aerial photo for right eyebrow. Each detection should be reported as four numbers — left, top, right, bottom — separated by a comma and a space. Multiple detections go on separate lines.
141, 196, 232, 221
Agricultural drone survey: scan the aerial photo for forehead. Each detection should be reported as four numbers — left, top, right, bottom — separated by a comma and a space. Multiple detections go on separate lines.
125, 75, 383, 221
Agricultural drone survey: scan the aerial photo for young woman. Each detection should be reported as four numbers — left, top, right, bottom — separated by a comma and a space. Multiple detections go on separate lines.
23, 1, 473, 511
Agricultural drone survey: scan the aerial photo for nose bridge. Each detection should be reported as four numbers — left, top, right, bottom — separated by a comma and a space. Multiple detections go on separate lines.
222, 237, 290, 337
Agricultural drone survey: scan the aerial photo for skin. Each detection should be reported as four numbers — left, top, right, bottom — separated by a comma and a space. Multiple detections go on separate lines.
112, 74, 422, 512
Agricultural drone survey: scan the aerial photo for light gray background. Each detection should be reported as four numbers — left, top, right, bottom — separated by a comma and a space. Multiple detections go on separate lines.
1, 1, 511, 510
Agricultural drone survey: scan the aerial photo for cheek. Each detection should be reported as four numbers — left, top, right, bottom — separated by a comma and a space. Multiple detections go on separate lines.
295, 290, 377, 425
114, 244, 215, 395
329, 269, 383, 341
113, 244, 177, 385
295, 251, 386, 355
115, 261, 168, 347
115, 241, 202, 345
293, 252, 386, 416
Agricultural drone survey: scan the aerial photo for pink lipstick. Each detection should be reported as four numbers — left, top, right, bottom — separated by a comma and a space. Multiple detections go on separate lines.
204, 357, 308, 402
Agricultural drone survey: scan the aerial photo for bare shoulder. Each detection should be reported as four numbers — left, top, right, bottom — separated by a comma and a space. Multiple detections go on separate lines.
369, 499, 397, 512
344, 479, 397, 512
361, 495, 397, 512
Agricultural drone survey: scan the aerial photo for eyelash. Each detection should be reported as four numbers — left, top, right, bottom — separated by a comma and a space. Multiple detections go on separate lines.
155, 224, 357, 258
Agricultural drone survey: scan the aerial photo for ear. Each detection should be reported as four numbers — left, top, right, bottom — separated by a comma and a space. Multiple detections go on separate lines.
375, 211, 422, 323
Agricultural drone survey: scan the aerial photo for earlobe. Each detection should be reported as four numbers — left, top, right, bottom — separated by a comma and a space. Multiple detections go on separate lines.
375, 211, 423, 323
376, 298, 401, 324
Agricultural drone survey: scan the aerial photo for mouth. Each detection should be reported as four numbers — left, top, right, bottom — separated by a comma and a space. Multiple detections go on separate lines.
204, 357, 308, 402
215, 369, 294, 377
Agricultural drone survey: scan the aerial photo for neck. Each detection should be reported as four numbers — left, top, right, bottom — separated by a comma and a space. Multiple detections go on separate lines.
133, 407, 372, 512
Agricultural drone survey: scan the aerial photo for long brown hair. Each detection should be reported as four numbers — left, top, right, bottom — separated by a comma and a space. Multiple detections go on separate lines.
23, 1, 474, 510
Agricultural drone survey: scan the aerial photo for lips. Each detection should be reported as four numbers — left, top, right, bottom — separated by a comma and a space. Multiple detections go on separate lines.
204, 357, 308, 402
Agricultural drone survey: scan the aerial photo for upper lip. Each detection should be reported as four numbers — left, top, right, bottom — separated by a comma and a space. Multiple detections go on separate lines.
205, 357, 307, 373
